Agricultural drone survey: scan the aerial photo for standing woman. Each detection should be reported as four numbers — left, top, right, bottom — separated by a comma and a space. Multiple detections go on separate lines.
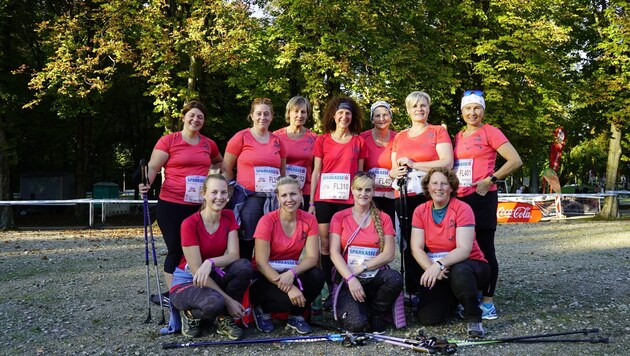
250, 177, 324, 334
170, 174, 252, 339
309, 96, 367, 300
453, 90, 522, 319
223, 98, 286, 261
274, 96, 318, 208
329, 173, 402, 332
390, 91, 453, 298
360, 100, 397, 226
139, 100, 223, 290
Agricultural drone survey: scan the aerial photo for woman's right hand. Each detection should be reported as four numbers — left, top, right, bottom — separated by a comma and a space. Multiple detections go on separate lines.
348, 278, 366, 302
308, 205, 316, 215
139, 183, 150, 195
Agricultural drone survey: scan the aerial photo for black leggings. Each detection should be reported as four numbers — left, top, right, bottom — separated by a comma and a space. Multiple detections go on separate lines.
170, 259, 252, 320
250, 267, 325, 315
156, 200, 199, 274
395, 194, 427, 295
416, 259, 490, 325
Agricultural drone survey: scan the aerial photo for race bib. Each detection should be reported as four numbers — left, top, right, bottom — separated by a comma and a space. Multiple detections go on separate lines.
268, 259, 298, 273
453, 159, 473, 187
184, 175, 206, 203
286, 165, 307, 189
254, 166, 281, 192
347, 246, 379, 279
427, 252, 448, 263
319, 173, 351, 200
369, 167, 393, 188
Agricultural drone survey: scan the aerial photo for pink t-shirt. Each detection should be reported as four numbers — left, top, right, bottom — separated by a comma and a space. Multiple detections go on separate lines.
453, 124, 509, 197
329, 208, 395, 262
313, 134, 367, 204
252, 210, 319, 270
154, 132, 221, 205
361, 129, 397, 196
225, 129, 286, 192
411, 198, 486, 263
177, 209, 240, 270
273, 128, 318, 195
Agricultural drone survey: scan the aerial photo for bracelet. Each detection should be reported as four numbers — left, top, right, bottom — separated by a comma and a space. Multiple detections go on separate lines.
345, 274, 356, 282
206, 258, 215, 267
309, 202, 315, 206
289, 268, 303, 291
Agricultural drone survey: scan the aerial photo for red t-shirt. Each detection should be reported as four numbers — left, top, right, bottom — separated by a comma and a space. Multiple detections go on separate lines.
411, 198, 486, 263
453, 124, 509, 197
329, 208, 395, 262
252, 210, 319, 270
273, 128, 318, 195
225, 129, 286, 192
154, 132, 221, 205
313, 134, 367, 204
361, 129, 397, 196
177, 209, 240, 270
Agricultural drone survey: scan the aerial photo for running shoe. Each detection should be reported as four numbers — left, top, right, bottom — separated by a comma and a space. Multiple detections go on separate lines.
253, 306, 274, 333
217, 316, 243, 340
286, 315, 312, 334
180, 310, 201, 338
467, 322, 485, 338
480, 302, 498, 320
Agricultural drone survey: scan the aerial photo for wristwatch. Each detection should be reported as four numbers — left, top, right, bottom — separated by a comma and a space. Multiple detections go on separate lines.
490, 175, 498, 183
436, 260, 445, 271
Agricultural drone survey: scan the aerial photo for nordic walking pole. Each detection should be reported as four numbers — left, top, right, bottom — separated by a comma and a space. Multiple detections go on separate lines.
141, 159, 165, 324
162, 334, 350, 349
443, 328, 604, 347
140, 159, 153, 323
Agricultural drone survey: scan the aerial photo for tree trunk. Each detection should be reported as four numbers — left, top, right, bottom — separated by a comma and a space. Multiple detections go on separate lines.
600, 122, 622, 218
0, 114, 14, 230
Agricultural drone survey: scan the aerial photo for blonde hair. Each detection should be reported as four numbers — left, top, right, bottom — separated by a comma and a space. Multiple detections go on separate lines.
284, 96, 312, 124
200, 172, 228, 210
405, 91, 431, 112
352, 174, 384, 252
274, 176, 302, 195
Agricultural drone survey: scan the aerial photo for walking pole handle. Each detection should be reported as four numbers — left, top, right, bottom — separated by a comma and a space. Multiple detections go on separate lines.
140, 159, 148, 186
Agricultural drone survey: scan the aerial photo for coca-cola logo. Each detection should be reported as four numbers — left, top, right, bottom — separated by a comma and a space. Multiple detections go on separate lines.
497, 202, 542, 223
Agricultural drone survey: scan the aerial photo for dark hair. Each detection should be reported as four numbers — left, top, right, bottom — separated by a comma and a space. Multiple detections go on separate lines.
182, 100, 207, 118
284, 96, 312, 124
421, 167, 459, 200
321, 96, 363, 134
247, 98, 274, 124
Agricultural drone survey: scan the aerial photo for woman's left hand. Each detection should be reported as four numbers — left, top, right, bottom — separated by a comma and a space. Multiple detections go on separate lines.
287, 287, 306, 307
274, 271, 295, 293
420, 263, 444, 289
193, 260, 214, 287
473, 177, 493, 196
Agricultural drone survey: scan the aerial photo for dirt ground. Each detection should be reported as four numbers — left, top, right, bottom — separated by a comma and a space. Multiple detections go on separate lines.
1, 218, 628, 355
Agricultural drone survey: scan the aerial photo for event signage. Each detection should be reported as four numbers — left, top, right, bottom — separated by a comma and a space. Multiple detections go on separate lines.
496, 202, 543, 223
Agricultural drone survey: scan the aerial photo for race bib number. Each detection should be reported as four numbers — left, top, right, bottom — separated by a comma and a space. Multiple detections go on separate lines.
286, 165, 307, 189
319, 173, 350, 200
427, 252, 448, 263
268, 259, 298, 273
347, 246, 379, 279
254, 166, 281, 192
184, 175, 206, 203
453, 159, 473, 187
369, 167, 393, 188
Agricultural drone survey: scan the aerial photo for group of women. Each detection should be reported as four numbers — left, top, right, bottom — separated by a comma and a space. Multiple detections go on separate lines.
139, 90, 522, 340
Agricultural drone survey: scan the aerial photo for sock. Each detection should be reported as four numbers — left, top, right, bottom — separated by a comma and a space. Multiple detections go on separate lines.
481, 302, 494, 309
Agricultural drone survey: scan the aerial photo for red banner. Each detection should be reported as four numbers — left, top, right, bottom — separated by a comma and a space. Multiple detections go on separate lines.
496, 202, 543, 223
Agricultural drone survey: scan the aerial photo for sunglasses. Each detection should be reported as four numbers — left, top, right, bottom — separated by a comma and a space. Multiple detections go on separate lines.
463, 90, 484, 97
355, 171, 376, 179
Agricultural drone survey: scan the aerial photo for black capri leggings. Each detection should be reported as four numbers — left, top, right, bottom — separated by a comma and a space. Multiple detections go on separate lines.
156, 200, 199, 274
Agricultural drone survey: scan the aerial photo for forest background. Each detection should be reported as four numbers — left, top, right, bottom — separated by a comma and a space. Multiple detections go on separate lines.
0, 0, 628, 228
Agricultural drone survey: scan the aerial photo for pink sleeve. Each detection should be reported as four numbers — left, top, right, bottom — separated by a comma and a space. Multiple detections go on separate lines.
154, 134, 172, 153
381, 211, 395, 235
305, 213, 319, 236
180, 215, 200, 247
225, 210, 240, 231
277, 135, 287, 158
411, 204, 426, 229
436, 126, 453, 145
329, 211, 343, 235
487, 126, 509, 150
456, 200, 476, 227
225, 131, 244, 156
313, 135, 325, 158
358, 136, 368, 160
253, 214, 274, 242
209, 139, 221, 160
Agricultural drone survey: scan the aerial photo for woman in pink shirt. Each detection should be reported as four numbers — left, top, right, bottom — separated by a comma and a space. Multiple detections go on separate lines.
139, 100, 223, 290
360, 101, 397, 226
410, 167, 489, 338
309, 96, 367, 303
274, 96, 318, 209
453, 90, 522, 320
390, 91, 453, 298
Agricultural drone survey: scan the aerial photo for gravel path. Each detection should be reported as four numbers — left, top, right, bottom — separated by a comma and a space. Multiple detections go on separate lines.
1, 219, 628, 355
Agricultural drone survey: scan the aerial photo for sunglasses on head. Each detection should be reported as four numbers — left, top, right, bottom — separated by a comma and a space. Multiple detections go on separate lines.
463, 90, 484, 97
355, 171, 376, 179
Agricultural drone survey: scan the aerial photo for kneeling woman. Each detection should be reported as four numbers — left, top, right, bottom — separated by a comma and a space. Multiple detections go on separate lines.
170, 174, 252, 339
410, 167, 490, 338
329, 172, 403, 333
250, 177, 324, 334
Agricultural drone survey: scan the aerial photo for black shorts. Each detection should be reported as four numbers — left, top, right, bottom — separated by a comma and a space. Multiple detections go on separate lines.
314, 201, 352, 223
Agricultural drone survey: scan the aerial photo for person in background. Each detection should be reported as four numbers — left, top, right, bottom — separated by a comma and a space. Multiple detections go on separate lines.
329, 172, 402, 333
223, 98, 286, 261
360, 100, 397, 226
274, 96, 318, 209
139, 100, 223, 294
309, 96, 367, 306
410, 167, 490, 338
250, 177, 324, 334
169, 174, 252, 339
390, 91, 453, 301
453, 90, 522, 320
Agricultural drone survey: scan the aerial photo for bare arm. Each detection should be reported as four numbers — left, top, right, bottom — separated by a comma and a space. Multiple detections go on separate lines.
210, 152, 224, 171
222, 152, 238, 181
309, 157, 322, 214
139, 149, 168, 194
